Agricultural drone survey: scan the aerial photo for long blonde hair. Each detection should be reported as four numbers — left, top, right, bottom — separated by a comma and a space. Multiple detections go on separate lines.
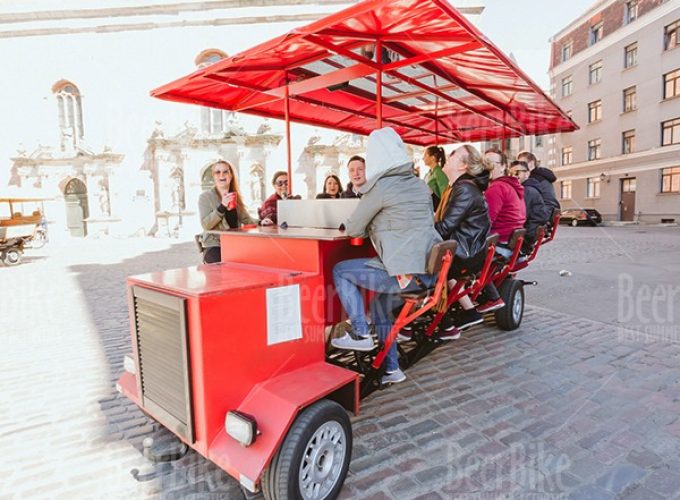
460, 144, 494, 177
210, 160, 246, 212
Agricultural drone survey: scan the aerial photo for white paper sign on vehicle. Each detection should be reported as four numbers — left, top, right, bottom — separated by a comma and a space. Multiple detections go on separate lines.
266, 284, 303, 345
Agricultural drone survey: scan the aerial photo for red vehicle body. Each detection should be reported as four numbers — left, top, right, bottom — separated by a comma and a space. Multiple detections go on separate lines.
117, 1, 575, 498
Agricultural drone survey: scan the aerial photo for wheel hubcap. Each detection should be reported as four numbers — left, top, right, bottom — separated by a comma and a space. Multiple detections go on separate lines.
299, 421, 346, 500
6, 251, 19, 264
512, 289, 523, 323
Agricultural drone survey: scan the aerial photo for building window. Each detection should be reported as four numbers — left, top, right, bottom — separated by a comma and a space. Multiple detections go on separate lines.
588, 100, 602, 123
52, 80, 84, 151
589, 60, 603, 84
664, 68, 680, 99
588, 138, 602, 160
622, 130, 636, 154
196, 49, 228, 134
622, 178, 636, 193
624, 1, 638, 24
561, 146, 573, 166
561, 180, 572, 199
661, 166, 680, 193
195, 48, 228, 68
662, 117, 680, 146
561, 41, 573, 62
665, 19, 680, 51
590, 22, 603, 46
623, 86, 637, 112
624, 43, 638, 68
587, 177, 601, 198
561, 76, 573, 97
535, 135, 544, 148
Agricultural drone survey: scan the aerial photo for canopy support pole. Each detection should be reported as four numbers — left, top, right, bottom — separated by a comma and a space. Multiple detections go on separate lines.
434, 76, 439, 146
376, 40, 383, 128
285, 81, 292, 193
501, 111, 507, 159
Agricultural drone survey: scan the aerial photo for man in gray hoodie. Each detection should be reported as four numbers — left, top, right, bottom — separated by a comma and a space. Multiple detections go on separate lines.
331, 127, 441, 384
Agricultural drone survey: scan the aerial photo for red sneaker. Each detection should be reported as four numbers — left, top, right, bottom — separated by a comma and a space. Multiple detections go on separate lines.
476, 298, 505, 313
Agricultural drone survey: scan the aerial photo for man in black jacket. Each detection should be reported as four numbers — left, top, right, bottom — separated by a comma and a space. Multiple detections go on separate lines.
510, 161, 549, 253
517, 151, 560, 212
340, 155, 366, 198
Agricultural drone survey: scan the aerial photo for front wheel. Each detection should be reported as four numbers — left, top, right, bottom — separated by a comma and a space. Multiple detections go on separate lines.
571, 219, 578, 227
2, 248, 23, 266
262, 399, 352, 500
494, 279, 524, 331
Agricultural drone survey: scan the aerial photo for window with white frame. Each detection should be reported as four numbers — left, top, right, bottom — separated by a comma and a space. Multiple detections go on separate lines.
561, 41, 573, 62
587, 177, 601, 198
52, 80, 84, 151
662, 117, 680, 146
588, 138, 601, 160
622, 130, 636, 154
665, 19, 680, 51
535, 135, 544, 148
590, 22, 603, 45
195, 49, 229, 135
664, 68, 680, 99
561, 180, 572, 199
588, 100, 602, 123
624, 1, 638, 24
624, 43, 638, 68
661, 166, 680, 193
589, 60, 603, 85
623, 86, 637, 112
561, 76, 573, 97
561, 146, 573, 166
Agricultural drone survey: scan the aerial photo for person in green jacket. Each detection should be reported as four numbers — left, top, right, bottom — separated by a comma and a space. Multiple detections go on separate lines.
423, 145, 449, 210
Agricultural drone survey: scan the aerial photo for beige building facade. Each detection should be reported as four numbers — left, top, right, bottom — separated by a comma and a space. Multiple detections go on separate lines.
548, 0, 680, 223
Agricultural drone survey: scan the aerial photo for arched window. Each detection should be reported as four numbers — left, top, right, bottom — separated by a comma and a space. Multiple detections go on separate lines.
52, 80, 84, 150
195, 50, 228, 135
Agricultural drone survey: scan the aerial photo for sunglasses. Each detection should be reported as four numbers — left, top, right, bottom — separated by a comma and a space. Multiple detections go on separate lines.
275, 180, 289, 187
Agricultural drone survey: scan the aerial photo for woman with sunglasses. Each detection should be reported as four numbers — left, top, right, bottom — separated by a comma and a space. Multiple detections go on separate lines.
198, 160, 256, 264
258, 171, 294, 226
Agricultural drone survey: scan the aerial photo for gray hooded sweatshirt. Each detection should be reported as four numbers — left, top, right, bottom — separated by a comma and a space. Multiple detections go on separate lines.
346, 127, 442, 276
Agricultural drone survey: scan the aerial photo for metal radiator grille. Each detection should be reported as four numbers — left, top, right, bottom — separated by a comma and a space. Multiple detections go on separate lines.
132, 286, 194, 442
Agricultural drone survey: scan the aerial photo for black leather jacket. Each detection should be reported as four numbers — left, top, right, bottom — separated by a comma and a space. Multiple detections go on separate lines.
435, 172, 491, 262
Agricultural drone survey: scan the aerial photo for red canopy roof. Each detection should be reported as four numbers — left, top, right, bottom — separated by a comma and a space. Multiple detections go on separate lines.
152, 0, 577, 146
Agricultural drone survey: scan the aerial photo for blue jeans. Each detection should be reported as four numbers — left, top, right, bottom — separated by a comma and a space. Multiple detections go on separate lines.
333, 258, 436, 372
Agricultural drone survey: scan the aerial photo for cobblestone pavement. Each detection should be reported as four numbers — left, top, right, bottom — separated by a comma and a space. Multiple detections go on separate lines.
1, 226, 680, 499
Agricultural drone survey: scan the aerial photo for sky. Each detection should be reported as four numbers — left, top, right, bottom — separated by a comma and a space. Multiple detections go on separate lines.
477, 0, 599, 88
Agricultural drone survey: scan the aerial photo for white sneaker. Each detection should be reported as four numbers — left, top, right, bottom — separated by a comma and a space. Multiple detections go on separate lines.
381, 368, 406, 384
331, 332, 374, 352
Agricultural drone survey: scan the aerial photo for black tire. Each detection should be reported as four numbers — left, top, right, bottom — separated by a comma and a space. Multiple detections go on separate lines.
571, 219, 578, 227
494, 279, 524, 331
262, 399, 352, 500
2, 248, 22, 266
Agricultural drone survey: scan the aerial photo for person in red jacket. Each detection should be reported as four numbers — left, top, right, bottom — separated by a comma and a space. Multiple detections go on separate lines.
484, 168, 526, 244
477, 150, 527, 312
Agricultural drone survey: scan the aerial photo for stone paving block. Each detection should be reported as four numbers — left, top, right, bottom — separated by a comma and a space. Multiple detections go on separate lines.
595, 464, 647, 495
645, 470, 680, 497
619, 485, 665, 500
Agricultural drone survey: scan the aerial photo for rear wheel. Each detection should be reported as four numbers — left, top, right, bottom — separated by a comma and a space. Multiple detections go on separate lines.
2, 248, 22, 266
494, 279, 524, 331
571, 219, 578, 227
262, 399, 352, 500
